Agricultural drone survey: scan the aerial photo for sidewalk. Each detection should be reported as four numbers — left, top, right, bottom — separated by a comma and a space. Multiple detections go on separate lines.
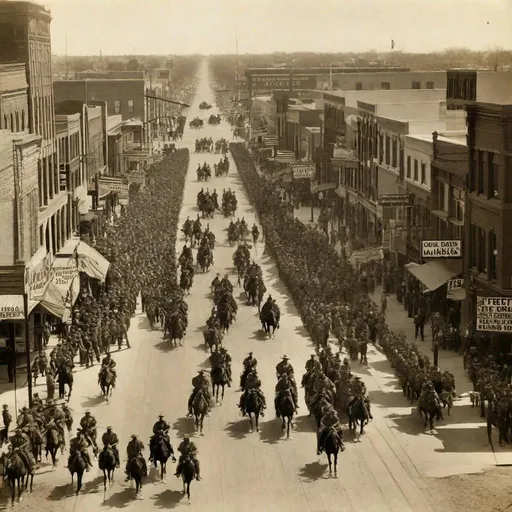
370, 287, 471, 395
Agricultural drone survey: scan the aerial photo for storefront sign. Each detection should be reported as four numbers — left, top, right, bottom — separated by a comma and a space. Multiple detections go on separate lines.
99, 179, 130, 193
292, 164, 315, 179
127, 171, 146, 185
25, 252, 53, 301
378, 194, 413, 207
447, 278, 466, 300
53, 266, 79, 290
348, 247, 384, 267
0, 305, 24, 320
421, 240, 461, 258
249, 75, 317, 91
477, 297, 512, 332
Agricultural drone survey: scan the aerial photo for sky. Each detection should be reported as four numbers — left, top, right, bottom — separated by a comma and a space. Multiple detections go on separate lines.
43, 0, 512, 56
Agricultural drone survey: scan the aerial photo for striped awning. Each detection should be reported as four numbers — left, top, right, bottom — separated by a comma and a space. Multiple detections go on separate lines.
275, 151, 296, 164
264, 135, 279, 147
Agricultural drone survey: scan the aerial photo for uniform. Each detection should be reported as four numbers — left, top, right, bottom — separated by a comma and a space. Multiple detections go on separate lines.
188, 373, 212, 415
9, 430, 35, 473
305, 356, 321, 372
275, 376, 298, 413
175, 439, 200, 479
79, 413, 98, 453
100, 429, 120, 468
149, 418, 172, 462
318, 411, 345, 454
276, 358, 294, 378
68, 432, 92, 470
239, 372, 266, 413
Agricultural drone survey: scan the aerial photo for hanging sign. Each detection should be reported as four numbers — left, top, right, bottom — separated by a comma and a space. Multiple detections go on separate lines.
421, 240, 462, 258
292, 164, 315, 179
477, 297, 512, 332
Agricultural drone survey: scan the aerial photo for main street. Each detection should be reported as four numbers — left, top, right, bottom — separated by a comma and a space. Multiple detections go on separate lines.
7, 61, 497, 512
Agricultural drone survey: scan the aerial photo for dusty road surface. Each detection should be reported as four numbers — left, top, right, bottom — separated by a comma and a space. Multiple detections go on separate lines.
4, 60, 511, 512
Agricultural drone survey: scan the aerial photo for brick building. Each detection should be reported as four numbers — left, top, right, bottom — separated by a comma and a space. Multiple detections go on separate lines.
464, 102, 512, 339
0, 63, 29, 132
53, 79, 148, 143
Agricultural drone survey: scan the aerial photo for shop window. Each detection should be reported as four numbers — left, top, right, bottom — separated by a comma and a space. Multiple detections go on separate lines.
114, 100, 121, 115
426, 81, 435, 90
412, 81, 421, 89
381, 82, 390, 90
489, 231, 497, 281
413, 159, 418, 181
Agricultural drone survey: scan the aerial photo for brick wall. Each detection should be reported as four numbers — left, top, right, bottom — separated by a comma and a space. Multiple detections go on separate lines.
0, 136, 14, 264
54, 80, 146, 121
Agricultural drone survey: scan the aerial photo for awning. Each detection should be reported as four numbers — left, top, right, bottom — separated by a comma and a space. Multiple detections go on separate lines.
39, 282, 71, 319
57, 240, 110, 282
0, 295, 24, 320
98, 187, 112, 199
405, 261, 460, 291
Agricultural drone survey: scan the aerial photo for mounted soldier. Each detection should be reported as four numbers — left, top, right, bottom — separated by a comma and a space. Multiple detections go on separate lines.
175, 436, 201, 481
275, 374, 298, 415
8, 427, 36, 474
99, 353, 117, 387
187, 370, 212, 417
318, 409, 345, 455
239, 369, 266, 416
276, 355, 294, 379
79, 411, 98, 455
100, 426, 120, 469
149, 415, 172, 463
125, 434, 147, 481
68, 429, 93, 471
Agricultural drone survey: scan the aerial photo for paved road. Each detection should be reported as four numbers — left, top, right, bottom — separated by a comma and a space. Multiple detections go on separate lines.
8, 60, 490, 512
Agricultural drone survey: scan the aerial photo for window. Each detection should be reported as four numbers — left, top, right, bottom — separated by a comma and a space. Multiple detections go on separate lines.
477, 150, 484, 194
385, 135, 390, 165
392, 138, 397, 168
478, 227, 487, 273
488, 152, 499, 198
379, 134, 384, 163
412, 81, 421, 89
413, 159, 418, 181
114, 100, 121, 114
355, 82, 363, 90
426, 81, 435, 90
450, 188, 465, 220
381, 82, 390, 90
489, 231, 497, 281
469, 224, 476, 268
407, 155, 411, 178
421, 162, 426, 184
469, 149, 476, 192
127, 99, 134, 117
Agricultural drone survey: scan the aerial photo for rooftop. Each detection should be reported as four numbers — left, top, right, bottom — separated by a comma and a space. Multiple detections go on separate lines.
407, 132, 466, 146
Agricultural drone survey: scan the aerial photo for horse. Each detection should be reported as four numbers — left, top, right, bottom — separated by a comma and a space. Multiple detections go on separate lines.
245, 389, 263, 433
419, 396, 443, 433
45, 426, 61, 467
1, 452, 33, 504
168, 314, 185, 347
197, 251, 211, 273
245, 278, 259, 307
217, 306, 233, 334
152, 435, 173, 482
203, 328, 221, 354
261, 310, 277, 339
99, 368, 114, 402
180, 272, 192, 295
180, 455, 196, 501
318, 426, 343, 478
193, 390, 209, 436
211, 364, 229, 403
57, 366, 73, 401
98, 445, 116, 490
68, 451, 87, 495
128, 457, 145, 500
277, 393, 295, 439
346, 396, 372, 440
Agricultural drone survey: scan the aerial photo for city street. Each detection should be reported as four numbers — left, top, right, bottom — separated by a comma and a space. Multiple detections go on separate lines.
3, 62, 506, 512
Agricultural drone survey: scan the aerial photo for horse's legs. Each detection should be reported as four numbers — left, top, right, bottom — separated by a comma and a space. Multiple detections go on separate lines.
333, 453, 338, 477
221, 385, 225, 401
187, 481, 191, 500
287, 417, 291, 439
200, 414, 204, 436
255, 412, 260, 432
327, 453, 332, 475
76, 472, 82, 495
103, 469, 107, 490
248, 412, 253, 433
281, 416, 285, 432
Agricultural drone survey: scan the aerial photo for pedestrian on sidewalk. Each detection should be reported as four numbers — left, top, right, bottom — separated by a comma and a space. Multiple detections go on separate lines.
414, 308, 426, 341
380, 292, 387, 316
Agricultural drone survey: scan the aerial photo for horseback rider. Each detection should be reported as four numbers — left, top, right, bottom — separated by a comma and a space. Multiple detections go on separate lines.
99, 353, 117, 387
125, 434, 147, 481
187, 370, 212, 417
18, 406, 33, 428
79, 411, 98, 455
276, 355, 294, 379
100, 426, 120, 469
239, 369, 266, 416
305, 354, 322, 372
149, 415, 174, 464
46, 402, 66, 446
275, 374, 298, 414
211, 273, 220, 290
32, 393, 43, 409
418, 381, 441, 411
218, 347, 232, 384
260, 295, 274, 318
68, 429, 93, 472
175, 436, 201, 481
318, 409, 345, 455
242, 352, 257, 372
9, 428, 36, 474
272, 300, 281, 328
220, 274, 233, 291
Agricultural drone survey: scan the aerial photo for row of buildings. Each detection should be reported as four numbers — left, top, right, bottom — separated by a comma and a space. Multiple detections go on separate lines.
0, 1, 177, 355
245, 66, 512, 343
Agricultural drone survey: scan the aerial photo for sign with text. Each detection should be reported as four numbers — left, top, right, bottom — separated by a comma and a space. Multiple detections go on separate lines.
378, 194, 413, 207
25, 252, 53, 302
99, 179, 130, 193
0, 305, 24, 320
53, 265, 79, 291
421, 240, 461, 258
477, 297, 512, 332
292, 164, 315, 179
447, 278, 466, 300
127, 171, 146, 185
249, 75, 317, 91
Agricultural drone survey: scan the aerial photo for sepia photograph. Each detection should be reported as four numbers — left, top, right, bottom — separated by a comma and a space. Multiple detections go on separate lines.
0, 0, 511, 510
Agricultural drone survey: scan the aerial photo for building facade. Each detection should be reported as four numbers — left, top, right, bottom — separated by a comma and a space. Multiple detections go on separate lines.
0, 63, 29, 132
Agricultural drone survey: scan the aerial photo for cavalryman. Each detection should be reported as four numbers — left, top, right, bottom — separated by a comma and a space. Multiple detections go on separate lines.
9, 427, 36, 474
318, 409, 345, 455
276, 355, 294, 379
100, 426, 120, 469
98, 353, 117, 387
242, 352, 257, 372
79, 411, 98, 455
239, 369, 266, 416
275, 374, 298, 414
188, 370, 212, 417
125, 434, 147, 481
149, 415, 173, 464
68, 429, 93, 472
175, 436, 201, 481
